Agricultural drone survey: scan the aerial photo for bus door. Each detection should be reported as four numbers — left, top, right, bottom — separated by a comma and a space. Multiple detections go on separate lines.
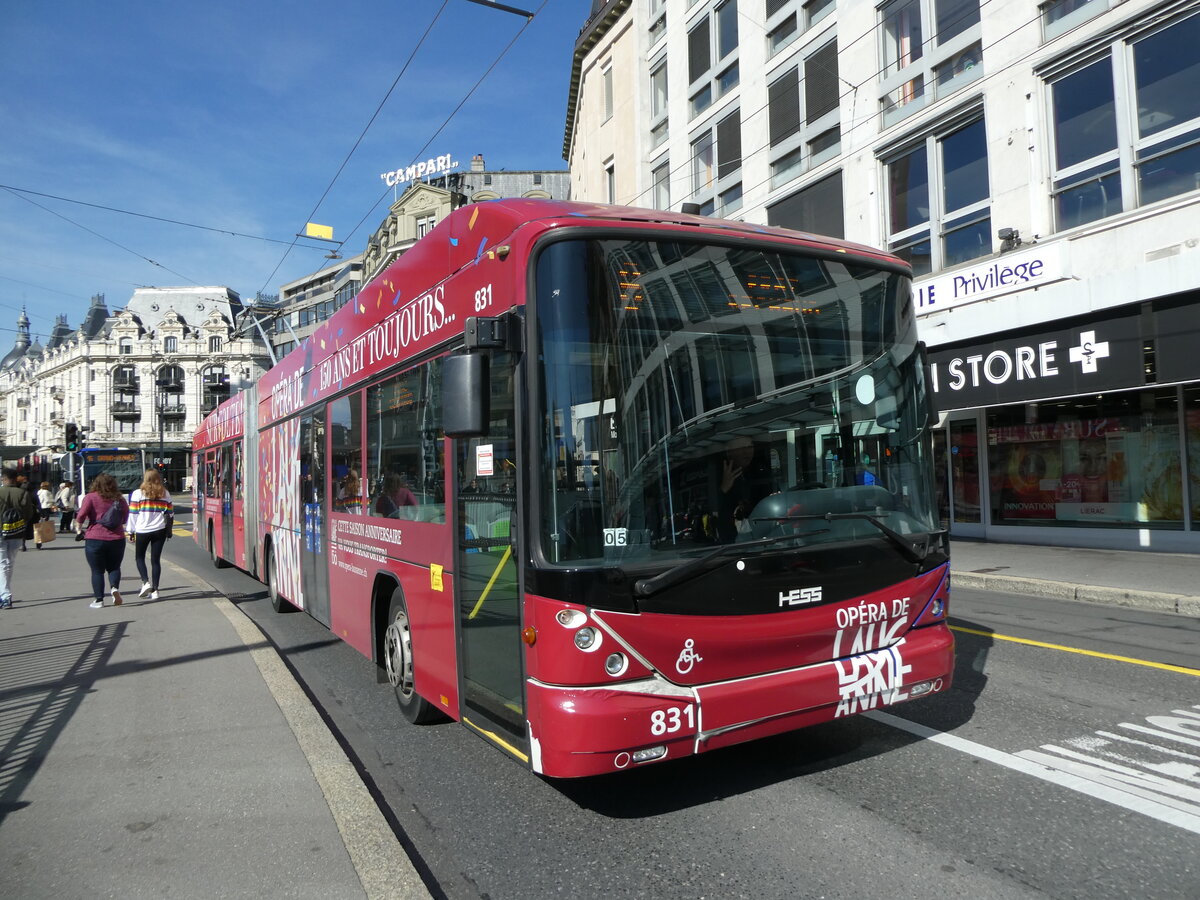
231, 439, 244, 568
220, 444, 235, 559
299, 412, 331, 626
454, 350, 526, 751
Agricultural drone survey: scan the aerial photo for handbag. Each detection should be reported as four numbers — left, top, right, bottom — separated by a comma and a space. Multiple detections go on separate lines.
164, 510, 174, 539
34, 519, 56, 543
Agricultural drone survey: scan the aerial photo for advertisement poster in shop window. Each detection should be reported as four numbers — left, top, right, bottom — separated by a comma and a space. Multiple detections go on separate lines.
989, 416, 1184, 527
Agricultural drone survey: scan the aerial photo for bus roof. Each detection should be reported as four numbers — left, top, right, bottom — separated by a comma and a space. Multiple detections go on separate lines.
243, 199, 909, 430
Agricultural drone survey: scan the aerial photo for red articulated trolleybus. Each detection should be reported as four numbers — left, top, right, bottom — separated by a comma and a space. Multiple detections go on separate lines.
193, 198, 954, 778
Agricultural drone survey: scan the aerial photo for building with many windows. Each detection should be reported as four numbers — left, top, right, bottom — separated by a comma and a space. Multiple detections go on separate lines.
565, 0, 1200, 551
0, 287, 272, 487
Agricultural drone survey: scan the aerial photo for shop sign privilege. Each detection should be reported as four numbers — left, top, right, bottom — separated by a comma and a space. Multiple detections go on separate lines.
915, 244, 1065, 314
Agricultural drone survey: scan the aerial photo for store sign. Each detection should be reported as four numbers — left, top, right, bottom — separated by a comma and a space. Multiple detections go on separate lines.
928, 307, 1144, 410
915, 244, 1066, 315
379, 153, 459, 188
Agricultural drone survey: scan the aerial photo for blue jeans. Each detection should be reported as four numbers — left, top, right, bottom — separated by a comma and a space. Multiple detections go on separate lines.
84, 538, 125, 601
0, 539, 18, 605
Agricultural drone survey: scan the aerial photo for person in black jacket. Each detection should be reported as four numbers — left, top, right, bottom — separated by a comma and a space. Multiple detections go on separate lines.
0, 468, 38, 608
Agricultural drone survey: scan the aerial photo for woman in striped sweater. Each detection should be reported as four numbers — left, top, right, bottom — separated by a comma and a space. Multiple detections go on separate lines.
127, 468, 173, 601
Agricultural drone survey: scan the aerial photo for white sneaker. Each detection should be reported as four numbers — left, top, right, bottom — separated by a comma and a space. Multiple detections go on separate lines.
89, 599, 104, 609
148, 591, 159, 601
111, 588, 122, 606
138, 583, 152, 598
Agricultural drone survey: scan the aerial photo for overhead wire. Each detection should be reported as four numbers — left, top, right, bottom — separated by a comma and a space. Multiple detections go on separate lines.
337, 0, 550, 251
0, 184, 331, 250
255, 0, 453, 295
3, 186, 202, 286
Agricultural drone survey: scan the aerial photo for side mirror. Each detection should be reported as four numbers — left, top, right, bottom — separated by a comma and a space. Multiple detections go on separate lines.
917, 342, 939, 430
443, 353, 489, 437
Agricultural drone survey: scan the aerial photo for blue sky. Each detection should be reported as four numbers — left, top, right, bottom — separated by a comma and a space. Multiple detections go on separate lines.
0, 0, 589, 345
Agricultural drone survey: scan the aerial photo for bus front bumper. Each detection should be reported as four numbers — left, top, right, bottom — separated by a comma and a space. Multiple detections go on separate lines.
525, 623, 954, 778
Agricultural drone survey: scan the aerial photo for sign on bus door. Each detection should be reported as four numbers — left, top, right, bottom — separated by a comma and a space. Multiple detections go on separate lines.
455, 352, 525, 749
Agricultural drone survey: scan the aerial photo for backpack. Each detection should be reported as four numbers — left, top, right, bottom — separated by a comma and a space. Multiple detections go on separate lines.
97, 497, 126, 531
0, 493, 25, 540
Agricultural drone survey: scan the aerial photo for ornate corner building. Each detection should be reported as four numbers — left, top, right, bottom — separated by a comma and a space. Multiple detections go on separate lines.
1, 287, 272, 484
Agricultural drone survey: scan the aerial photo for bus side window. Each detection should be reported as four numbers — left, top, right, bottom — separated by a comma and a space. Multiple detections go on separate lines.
366, 361, 445, 523
329, 393, 365, 514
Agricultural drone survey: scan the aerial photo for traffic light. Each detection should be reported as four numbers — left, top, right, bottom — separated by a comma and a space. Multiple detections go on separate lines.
65, 422, 79, 452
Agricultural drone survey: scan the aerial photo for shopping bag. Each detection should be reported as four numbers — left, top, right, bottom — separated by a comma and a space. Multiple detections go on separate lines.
34, 520, 56, 544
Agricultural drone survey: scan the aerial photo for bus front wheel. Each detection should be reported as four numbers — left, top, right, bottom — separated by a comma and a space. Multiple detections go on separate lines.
384, 590, 438, 724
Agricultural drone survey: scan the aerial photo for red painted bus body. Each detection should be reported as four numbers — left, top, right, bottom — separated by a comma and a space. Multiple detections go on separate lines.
194, 199, 953, 778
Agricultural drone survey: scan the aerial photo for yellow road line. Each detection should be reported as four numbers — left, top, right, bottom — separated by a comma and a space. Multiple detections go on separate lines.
950, 624, 1200, 677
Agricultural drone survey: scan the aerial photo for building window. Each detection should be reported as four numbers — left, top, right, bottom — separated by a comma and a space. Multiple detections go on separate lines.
1048, 12, 1200, 232
209, 336, 223, 353
416, 214, 436, 238
649, 0, 667, 44
603, 64, 614, 122
767, 170, 845, 238
164, 336, 177, 354
690, 109, 741, 215
688, 0, 739, 119
879, 0, 982, 126
885, 115, 991, 275
1042, 0, 1104, 41
768, 39, 842, 188
650, 60, 669, 149
119, 338, 133, 355
605, 163, 616, 204
653, 162, 671, 210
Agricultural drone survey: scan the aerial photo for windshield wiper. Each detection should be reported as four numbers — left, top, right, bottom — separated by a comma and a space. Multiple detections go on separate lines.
634, 531, 829, 598
754, 512, 935, 564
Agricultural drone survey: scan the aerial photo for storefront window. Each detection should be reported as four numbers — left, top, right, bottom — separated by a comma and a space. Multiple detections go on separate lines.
987, 389, 1183, 529
950, 419, 981, 523
1186, 386, 1200, 526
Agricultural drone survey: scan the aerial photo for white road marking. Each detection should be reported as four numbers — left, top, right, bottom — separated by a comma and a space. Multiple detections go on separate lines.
868, 710, 1200, 836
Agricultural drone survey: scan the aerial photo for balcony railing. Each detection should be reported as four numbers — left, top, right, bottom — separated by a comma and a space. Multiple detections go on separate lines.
159, 403, 186, 418
112, 401, 141, 420
114, 376, 140, 393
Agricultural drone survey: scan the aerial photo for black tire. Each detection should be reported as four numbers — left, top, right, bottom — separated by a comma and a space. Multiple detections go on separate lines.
265, 543, 293, 613
209, 524, 229, 568
383, 588, 438, 724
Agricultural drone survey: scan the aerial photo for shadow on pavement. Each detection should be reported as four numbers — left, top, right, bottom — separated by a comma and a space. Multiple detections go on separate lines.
559, 620, 994, 818
0, 623, 126, 826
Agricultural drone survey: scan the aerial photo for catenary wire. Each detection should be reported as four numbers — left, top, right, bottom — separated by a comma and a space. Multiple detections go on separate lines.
255, 0, 452, 296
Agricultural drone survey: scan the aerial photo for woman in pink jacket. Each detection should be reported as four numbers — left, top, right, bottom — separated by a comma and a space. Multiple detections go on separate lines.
75, 473, 128, 608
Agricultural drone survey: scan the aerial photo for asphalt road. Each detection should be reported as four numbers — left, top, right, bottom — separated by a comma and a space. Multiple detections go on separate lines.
176, 535, 1200, 900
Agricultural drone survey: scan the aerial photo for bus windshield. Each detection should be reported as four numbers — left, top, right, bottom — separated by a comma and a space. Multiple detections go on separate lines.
80, 449, 145, 494
533, 237, 938, 572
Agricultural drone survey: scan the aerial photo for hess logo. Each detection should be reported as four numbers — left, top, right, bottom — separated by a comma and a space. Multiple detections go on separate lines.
779, 586, 822, 607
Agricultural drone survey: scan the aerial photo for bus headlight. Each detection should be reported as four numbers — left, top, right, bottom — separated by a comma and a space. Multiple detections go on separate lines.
557, 609, 587, 628
604, 652, 628, 676
931, 598, 945, 617
574, 627, 600, 651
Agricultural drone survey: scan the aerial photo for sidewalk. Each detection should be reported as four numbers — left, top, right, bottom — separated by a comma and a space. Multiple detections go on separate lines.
0, 530, 428, 900
950, 537, 1200, 617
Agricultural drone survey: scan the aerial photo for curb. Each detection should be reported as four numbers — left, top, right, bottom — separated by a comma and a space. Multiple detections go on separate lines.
950, 571, 1200, 618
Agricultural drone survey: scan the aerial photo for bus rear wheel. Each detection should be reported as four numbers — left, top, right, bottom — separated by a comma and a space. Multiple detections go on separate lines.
208, 524, 228, 569
384, 590, 438, 724
265, 544, 292, 613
